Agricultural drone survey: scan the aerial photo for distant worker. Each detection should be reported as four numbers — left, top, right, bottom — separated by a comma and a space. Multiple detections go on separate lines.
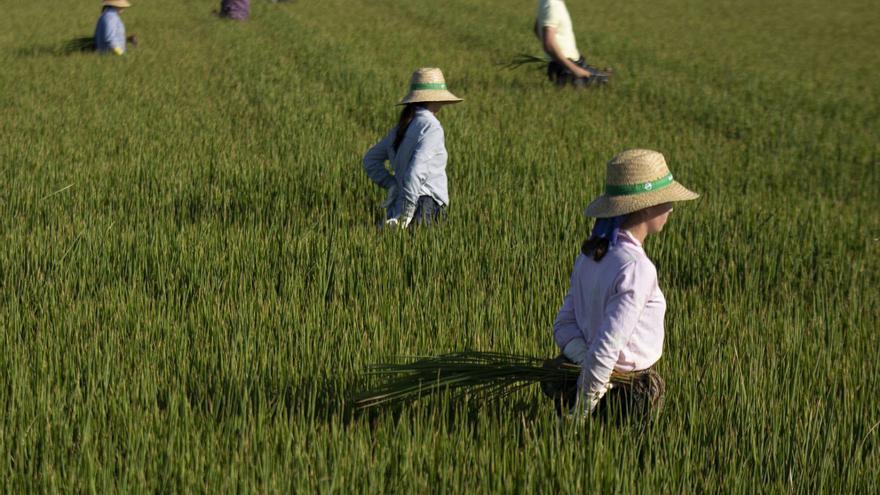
363, 68, 463, 229
545, 149, 699, 421
535, 0, 610, 86
220, 0, 250, 20
94, 0, 136, 55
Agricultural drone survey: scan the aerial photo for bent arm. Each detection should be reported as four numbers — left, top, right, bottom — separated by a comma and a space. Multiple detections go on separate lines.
541, 26, 588, 77
362, 132, 396, 189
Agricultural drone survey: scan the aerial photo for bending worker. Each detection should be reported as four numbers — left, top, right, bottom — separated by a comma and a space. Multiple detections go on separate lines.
535, 0, 610, 86
219, 0, 250, 20
362, 68, 462, 229
94, 0, 134, 55
551, 149, 699, 420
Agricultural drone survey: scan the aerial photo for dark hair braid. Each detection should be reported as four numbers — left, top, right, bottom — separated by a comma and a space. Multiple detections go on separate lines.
581, 236, 610, 262
392, 103, 426, 152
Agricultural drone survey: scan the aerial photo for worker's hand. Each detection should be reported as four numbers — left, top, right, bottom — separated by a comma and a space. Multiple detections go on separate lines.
574, 380, 613, 417
399, 200, 417, 229
573, 67, 591, 79
127, 34, 138, 47
383, 201, 417, 230
586, 386, 608, 413
562, 338, 589, 366
380, 183, 398, 209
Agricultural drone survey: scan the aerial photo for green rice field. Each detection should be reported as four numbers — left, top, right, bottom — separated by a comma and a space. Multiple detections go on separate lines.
1, 0, 878, 491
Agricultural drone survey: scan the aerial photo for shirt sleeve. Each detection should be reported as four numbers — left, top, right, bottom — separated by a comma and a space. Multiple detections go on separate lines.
399, 123, 444, 206
362, 130, 396, 189
580, 259, 657, 396
538, 1, 563, 28
553, 263, 582, 350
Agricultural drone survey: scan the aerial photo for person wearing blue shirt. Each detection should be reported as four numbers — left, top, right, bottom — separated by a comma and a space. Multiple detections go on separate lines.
94, 0, 132, 55
363, 68, 463, 229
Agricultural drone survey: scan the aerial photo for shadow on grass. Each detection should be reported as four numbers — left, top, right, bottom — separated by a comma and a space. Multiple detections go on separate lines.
164, 371, 657, 455
352, 390, 550, 433
16, 37, 96, 57
165, 368, 549, 431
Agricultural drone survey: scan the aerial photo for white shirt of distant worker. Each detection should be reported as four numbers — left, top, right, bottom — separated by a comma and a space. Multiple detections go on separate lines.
535, 0, 594, 79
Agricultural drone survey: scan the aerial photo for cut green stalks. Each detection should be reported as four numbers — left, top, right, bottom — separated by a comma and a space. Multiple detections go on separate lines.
354, 351, 633, 409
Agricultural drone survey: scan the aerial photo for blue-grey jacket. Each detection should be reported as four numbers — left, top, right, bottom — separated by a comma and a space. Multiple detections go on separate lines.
363, 108, 449, 218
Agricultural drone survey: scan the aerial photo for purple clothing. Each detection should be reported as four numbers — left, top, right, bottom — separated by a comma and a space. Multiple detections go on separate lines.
220, 0, 250, 20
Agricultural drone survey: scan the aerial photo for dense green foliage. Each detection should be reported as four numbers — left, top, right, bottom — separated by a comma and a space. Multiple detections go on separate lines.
1, 0, 878, 491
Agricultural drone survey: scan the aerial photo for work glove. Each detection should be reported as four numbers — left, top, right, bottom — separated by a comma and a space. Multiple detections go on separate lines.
562, 338, 589, 365
574, 381, 612, 416
398, 200, 416, 228
383, 200, 416, 230
562, 338, 612, 416
380, 183, 398, 209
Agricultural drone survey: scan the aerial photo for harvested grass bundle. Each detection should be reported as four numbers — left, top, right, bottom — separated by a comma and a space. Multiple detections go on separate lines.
354, 351, 632, 410
502, 53, 548, 70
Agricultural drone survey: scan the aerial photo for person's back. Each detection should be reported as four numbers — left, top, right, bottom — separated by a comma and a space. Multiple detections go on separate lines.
220, 0, 250, 20
389, 108, 449, 208
94, 7, 126, 54
536, 0, 579, 62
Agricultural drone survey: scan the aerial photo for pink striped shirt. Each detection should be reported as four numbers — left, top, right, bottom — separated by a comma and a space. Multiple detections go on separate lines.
553, 231, 666, 393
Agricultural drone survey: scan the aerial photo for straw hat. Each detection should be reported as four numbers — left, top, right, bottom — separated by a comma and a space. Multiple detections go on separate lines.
398, 68, 463, 105
584, 149, 699, 218
103, 0, 131, 8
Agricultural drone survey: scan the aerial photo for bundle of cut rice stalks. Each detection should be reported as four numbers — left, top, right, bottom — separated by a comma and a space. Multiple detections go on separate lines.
354, 351, 631, 410
502, 54, 548, 71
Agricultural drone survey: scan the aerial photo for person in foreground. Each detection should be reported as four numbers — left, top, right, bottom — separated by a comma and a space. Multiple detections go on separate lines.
362, 68, 462, 229
534, 0, 611, 86
549, 149, 699, 422
94, 0, 136, 55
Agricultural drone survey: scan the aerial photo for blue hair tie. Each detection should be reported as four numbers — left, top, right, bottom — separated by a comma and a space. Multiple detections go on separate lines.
590, 215, 626, 248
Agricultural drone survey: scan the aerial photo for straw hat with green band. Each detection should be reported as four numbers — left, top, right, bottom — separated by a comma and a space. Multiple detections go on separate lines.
103, 0, 131, 8
584, 149, 700, 218
398, 68, 463, 105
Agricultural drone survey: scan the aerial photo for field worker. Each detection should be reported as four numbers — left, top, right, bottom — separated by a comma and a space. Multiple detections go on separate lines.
362, 68, 462, 229
535, 0, 610, 86
547, 149, 699, 422
220, 0, 250, 20
94, 0, 135, 55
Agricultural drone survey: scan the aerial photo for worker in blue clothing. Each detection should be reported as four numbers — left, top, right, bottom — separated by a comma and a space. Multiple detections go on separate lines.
94, 0, 137, 55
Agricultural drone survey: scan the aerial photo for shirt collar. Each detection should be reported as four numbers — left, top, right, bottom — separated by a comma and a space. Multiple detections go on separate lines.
618, 229, 642, 248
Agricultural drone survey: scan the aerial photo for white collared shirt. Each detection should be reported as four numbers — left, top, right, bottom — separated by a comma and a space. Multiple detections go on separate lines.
537, 0, 580, 61
553, 231, 666, 394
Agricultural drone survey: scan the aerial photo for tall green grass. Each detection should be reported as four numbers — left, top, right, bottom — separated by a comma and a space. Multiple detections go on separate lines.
0, 0, 877, 491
